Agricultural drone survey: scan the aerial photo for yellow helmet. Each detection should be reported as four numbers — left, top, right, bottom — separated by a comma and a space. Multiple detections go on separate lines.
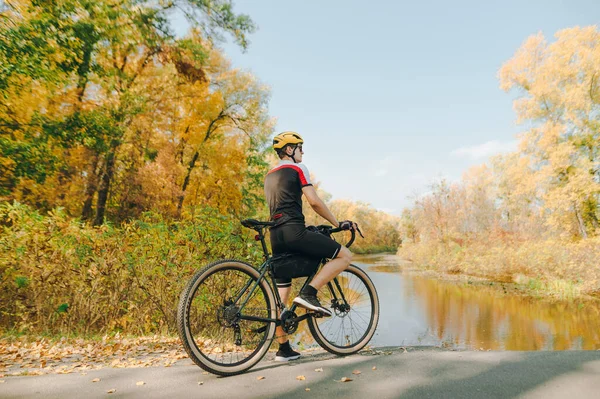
272, 131, 303, 150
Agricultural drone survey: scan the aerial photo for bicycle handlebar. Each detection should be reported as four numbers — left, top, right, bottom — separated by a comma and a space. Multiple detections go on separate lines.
240, 218, 363, 250
314, 224, 363, 248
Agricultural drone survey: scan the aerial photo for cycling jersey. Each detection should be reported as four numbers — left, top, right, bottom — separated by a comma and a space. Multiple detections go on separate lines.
264, 160, 312, 226
264, 160, 342, 287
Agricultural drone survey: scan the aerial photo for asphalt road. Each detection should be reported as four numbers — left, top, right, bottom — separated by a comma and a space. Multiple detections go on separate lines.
2, 348, 600, 399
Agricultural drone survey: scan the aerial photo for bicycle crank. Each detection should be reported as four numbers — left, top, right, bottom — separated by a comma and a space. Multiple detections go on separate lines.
280, 309, 299, 334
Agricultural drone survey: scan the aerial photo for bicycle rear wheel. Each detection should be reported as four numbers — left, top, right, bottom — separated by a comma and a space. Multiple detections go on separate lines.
307, 264, 379, 355
177, 260, 276, 376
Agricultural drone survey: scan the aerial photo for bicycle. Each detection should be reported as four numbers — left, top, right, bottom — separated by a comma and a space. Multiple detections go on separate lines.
176, 219, 380, 376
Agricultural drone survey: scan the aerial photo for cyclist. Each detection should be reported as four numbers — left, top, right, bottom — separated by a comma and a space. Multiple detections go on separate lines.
264, 131, 357, 361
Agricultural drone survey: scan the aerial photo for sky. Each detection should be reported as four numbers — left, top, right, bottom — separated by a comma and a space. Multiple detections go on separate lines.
171, 0, 600, 215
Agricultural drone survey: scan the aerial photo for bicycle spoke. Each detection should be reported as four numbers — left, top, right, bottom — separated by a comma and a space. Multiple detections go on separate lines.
187, 266, 272, 367
312, 267, 375, 349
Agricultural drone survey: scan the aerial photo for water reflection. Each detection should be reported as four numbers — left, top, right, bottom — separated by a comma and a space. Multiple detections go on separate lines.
357, 254, 600, 351
288, 255, 600, 351
406, 275, 600, 350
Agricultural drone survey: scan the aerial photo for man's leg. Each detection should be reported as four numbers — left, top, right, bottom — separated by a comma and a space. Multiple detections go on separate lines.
274, 284, 301, 361
293, 247, 353, 316
275, 286, 291, 344
309, 246, 353, 289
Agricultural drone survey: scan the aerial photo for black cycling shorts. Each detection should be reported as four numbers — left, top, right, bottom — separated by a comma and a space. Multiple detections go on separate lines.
269, 224, 342, 288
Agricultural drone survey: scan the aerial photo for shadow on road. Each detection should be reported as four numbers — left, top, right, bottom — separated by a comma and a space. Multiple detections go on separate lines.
280, 349, 600, 398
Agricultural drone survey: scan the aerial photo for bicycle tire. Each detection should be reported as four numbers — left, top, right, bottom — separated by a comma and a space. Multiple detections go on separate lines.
307, 264, 379, 355
177, 260, 277, 376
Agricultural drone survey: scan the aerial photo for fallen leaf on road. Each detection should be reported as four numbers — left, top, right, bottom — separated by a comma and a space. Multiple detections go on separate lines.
305, 388, 310, 391
0, 335, 187, 377
296, 375, 306, 381
257, 376, 265, 380
314, 368, 323, 372
136, 381, 145, 386
0, 380, 4, 383
352, 370, 361, 375
92, 378, 100, 382
372, 366, 377, 370
340, 377, 353, 382
107, 389, 116, 393
198, 382, 204, 385
164, 360, 175, 367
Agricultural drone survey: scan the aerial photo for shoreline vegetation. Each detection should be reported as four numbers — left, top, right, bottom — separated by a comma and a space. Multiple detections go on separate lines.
395, 249, 600, 303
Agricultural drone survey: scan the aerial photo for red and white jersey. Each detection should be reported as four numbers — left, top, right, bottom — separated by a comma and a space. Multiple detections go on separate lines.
264, 160, 313, 226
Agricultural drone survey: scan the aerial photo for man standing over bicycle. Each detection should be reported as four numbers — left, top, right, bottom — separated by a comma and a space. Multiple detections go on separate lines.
264, 131, 358, 361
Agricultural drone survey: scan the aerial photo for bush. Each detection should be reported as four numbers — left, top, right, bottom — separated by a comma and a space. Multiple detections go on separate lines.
0, 202, 264, 335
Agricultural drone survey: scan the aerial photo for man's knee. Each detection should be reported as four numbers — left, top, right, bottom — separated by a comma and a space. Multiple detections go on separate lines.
336, 246, 353, 266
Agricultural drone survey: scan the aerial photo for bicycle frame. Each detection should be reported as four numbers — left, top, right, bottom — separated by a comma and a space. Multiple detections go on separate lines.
232, 226, 352, 328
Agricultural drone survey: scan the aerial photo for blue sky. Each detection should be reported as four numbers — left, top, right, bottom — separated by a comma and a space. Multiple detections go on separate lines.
172, 1, 599, 215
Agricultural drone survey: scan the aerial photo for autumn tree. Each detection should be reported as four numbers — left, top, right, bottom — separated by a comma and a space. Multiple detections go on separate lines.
0, 0, 261, 224
172, 46, 272, 216
499, 26, 600, 238
490, 151, 540, 238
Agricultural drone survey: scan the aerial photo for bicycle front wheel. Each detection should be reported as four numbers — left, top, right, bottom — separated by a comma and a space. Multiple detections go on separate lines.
177, 260, 276, 376
307, 264, 379, 355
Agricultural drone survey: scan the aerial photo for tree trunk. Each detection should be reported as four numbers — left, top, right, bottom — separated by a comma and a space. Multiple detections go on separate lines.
175, 114, 225, 217
177, 150, 199, 216
93, 147, 117, 226
574, 202, 588, 239
81, 155, 100, 221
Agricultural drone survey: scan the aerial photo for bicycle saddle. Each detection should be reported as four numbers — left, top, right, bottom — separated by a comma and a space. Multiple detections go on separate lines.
240, 219, 276, 229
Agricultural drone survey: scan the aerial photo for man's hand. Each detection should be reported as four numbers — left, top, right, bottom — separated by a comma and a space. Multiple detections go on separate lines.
339, 220, 357, 231
339, 220, 364, 238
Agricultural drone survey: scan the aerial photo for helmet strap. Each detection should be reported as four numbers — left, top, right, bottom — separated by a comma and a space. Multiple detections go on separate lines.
290, 146, 299, 163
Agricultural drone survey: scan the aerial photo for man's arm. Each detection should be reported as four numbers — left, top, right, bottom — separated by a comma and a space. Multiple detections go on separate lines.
302, 185, 339, 227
